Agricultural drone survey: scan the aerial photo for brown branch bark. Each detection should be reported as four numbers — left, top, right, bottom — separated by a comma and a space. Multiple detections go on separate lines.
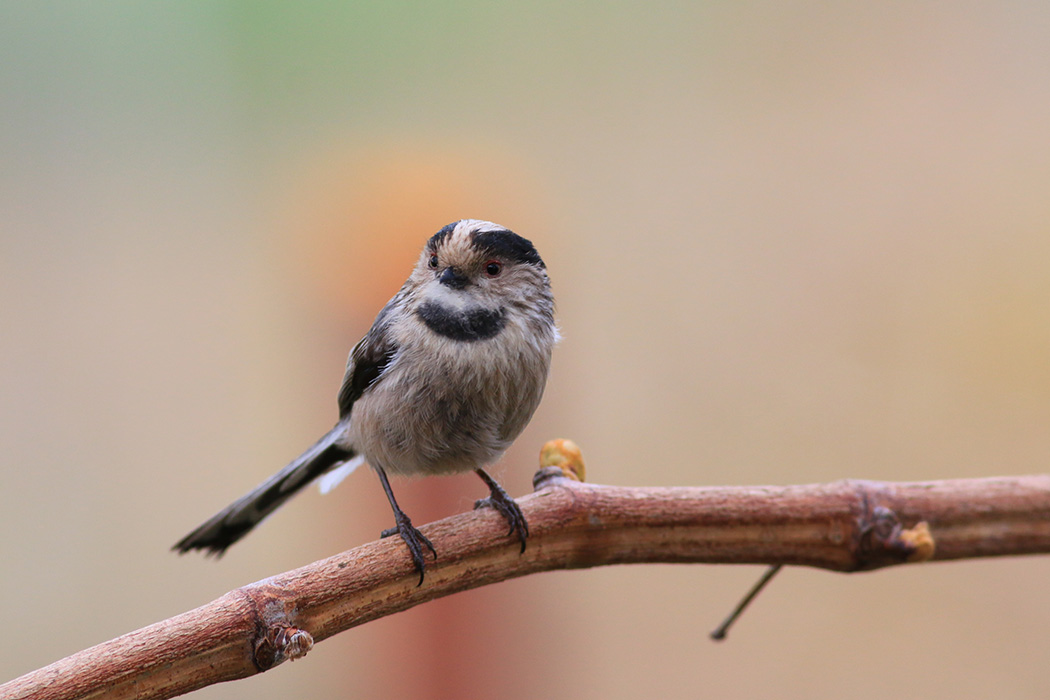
5, 465, 1050, 700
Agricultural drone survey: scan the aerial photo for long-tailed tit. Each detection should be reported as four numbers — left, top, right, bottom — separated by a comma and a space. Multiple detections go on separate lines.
174, 220, 557, 582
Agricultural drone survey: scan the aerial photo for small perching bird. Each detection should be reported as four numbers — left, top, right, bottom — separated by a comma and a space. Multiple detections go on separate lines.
174, 220, 557, 583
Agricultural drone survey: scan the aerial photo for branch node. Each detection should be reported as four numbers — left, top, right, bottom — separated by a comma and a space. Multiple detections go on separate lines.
539, 438, 586, 481
254, 625, 314, 670
858, 505, 936, 568
899, 521, 936, 562
532, 466, 568, 490
243, 584, 312, 671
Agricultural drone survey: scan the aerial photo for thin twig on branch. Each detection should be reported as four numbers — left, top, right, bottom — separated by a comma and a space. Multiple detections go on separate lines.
4, 439, 1050, 700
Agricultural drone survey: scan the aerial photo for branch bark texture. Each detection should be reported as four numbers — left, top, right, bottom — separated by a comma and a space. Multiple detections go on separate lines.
5, 468, 1050, 700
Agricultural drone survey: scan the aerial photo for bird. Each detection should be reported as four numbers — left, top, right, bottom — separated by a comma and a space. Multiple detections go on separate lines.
173, 219, 557, 583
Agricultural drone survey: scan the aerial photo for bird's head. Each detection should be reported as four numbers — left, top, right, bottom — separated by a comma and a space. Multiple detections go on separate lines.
407, 220, 552, 342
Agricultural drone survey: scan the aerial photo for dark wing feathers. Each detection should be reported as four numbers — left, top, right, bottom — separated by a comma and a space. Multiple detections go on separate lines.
338, 296, 400, 419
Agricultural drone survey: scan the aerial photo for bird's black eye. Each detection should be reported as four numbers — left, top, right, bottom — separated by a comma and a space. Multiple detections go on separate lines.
428, 254, 439, 269
484, 260, 503, 277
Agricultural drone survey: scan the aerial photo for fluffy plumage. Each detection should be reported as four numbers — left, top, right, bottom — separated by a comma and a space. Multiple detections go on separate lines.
174, 220, 557, 582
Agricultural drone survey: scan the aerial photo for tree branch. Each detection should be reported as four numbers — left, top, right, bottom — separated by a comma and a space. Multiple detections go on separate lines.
5, 440, 1050, 700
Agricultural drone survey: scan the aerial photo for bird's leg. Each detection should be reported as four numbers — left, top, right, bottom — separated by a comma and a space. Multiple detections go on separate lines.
473, 468, 529, 553
375, 466, 436, 585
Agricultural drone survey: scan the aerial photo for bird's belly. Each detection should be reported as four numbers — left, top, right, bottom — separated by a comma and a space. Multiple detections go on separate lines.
350, 351, 538, 477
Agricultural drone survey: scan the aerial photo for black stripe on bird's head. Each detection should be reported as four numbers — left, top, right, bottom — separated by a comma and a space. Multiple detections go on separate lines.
470, 229, 544, 269
427, 220, 543, 270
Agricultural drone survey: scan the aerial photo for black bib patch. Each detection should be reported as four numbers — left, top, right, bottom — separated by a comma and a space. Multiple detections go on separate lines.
417, 302, 506, 342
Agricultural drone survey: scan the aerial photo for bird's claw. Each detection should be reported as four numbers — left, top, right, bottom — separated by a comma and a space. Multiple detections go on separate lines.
475, 490, 529, 553
381, 513, 436, 586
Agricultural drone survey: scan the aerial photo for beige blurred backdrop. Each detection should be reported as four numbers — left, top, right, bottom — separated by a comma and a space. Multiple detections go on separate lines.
4, 3, 1050, 699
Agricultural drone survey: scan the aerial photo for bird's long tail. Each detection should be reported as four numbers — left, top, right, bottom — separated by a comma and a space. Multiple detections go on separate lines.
173, 425, 359, 556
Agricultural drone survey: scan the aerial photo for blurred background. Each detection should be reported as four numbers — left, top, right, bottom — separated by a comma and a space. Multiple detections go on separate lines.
3, 2, 1050, 698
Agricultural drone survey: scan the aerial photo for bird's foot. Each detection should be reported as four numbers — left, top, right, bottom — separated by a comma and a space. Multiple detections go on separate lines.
381, 512, 437, 586
474, 472, 529, 553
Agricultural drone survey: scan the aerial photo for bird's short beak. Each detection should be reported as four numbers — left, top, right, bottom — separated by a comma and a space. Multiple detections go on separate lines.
439, 267, 469, 289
